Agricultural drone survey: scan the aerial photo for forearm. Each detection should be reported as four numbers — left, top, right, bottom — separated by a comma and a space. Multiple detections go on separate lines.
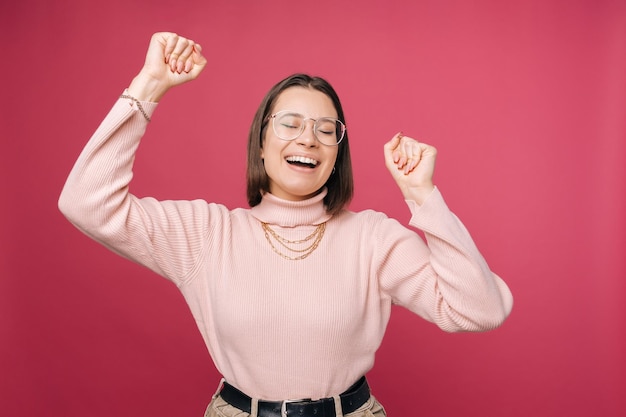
58, 95, 157, 238
406, 189, 513, 331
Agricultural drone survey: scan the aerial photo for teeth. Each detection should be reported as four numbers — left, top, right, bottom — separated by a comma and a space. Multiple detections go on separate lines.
286, 156, 318, 166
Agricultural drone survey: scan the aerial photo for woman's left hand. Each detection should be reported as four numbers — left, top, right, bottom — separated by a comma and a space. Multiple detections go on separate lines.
383, 132, 437, 205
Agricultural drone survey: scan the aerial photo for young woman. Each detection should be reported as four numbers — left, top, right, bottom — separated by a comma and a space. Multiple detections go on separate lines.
59, 32, 513, 417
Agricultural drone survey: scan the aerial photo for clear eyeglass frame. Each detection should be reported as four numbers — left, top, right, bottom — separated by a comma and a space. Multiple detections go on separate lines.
268, 110, 347, 146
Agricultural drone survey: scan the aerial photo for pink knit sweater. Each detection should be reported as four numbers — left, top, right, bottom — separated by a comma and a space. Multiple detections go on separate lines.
59, 95, 513, 401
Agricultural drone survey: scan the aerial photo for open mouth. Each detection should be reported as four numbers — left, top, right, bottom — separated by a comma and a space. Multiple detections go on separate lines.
286, 155, 319, 169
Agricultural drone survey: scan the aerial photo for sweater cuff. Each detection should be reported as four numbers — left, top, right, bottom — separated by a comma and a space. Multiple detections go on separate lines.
120, 89, 159, 120
404, 187, 452, 230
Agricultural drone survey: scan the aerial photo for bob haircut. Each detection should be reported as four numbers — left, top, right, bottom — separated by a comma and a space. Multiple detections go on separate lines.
246, 73, 354, 215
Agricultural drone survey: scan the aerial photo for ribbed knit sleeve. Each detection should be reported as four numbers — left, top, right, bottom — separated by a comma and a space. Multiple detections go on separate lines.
58, 95, 217, 284
377, 188, 513, 332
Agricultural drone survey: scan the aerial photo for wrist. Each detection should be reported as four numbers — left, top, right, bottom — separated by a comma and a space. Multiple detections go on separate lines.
127, 71, 169, 102
403, 184, 435, 206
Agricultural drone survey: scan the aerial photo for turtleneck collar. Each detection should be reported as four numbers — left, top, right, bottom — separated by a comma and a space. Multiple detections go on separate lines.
250, 188, 332, 227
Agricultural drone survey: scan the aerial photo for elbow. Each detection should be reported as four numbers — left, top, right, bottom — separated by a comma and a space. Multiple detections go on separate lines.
439, 292, 514, 333
58, 189, 70, 215
486, 278, 514, 330
58, 184, 98, 233
465, 273, 515, 332
434, 271, 514, 333
58, 186, 82, 226
58, 183, 131, 243
469, 289, 514, 332
477, 301, 513, 331
58, 188, 76, 223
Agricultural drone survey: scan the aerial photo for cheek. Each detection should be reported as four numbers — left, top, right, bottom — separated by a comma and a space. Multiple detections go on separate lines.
260, 141, 284, 172
262, 136, 287, 161
327, 149, 339, 167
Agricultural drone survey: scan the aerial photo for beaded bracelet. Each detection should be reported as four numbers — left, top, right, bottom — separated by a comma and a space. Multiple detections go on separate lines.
120, 94, 151, 122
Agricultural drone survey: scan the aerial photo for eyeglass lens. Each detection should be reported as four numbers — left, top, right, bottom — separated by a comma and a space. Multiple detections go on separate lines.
273, 112, 345, 145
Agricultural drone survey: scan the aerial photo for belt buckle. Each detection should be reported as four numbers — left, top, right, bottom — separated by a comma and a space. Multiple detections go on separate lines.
280, 398, 308, 417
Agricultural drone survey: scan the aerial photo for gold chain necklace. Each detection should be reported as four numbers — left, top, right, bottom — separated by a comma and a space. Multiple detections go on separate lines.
260, 222, 326, 260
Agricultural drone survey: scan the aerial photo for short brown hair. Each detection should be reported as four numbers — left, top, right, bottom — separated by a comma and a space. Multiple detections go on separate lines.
246, 74, 354, 215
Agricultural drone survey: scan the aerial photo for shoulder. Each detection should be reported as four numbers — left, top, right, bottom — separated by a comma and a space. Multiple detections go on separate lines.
160, 199, 251, 227
333, 207, 388, 222
331, 208, 406, 233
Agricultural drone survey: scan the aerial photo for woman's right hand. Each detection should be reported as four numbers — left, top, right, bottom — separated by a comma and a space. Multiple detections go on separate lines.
128, 32, 207, 102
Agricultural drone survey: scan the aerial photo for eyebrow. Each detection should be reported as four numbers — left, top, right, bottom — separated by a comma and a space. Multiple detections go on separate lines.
273, 110, 339, 120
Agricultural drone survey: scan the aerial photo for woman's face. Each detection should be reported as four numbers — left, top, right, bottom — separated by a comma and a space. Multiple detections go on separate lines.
261, 87, 339, 201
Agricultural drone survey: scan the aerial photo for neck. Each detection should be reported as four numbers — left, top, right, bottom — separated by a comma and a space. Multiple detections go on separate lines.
250, 189, 332, 227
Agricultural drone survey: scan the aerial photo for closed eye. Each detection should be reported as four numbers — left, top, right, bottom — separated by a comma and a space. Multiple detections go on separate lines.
317, 129, 334, 135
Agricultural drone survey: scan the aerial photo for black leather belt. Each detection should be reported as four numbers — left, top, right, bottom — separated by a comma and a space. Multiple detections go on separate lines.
219, 376, 370, 417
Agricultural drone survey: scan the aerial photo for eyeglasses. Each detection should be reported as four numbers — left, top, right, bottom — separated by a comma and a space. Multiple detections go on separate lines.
268, 110, 346, 146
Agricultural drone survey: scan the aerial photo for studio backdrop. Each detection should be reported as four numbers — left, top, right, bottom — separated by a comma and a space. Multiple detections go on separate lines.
1, 1, 624, 416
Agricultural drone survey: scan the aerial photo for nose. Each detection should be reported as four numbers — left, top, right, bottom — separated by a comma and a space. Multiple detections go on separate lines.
295, 119, 318, 147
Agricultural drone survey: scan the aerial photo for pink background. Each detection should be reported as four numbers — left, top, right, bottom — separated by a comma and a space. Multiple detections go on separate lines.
2, 0, 625, 416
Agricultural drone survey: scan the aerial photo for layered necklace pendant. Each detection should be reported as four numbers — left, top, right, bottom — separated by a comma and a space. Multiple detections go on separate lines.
260, 222, 327, 260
